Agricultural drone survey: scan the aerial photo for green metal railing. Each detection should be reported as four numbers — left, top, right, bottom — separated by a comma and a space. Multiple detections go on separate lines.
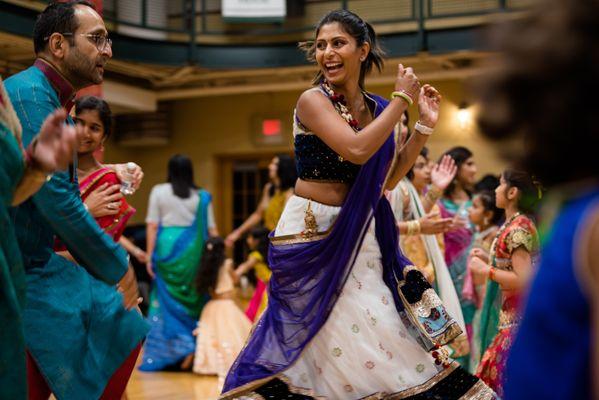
0, 0, 528, 67
101, 0, 524, 37
96, 0, 528, 66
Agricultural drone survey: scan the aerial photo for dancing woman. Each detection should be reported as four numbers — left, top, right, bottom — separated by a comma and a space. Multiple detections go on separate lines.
221, 10, 495, 399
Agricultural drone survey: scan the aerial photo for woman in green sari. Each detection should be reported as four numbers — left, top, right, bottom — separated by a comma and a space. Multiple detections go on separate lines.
0, 77, 77, 399
140, 154, 218, 371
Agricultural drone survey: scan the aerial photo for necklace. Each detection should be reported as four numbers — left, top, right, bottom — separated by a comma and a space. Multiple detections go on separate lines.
321, 80, 362, 162
320, 80, 360, 130
489, 212, 521, 268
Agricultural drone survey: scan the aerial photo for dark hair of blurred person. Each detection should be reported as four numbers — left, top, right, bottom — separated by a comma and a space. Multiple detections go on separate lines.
475, 0, 597, 188
269, 154, 297, 196
195, 237, 226, 295
167, 154, 197, 199
474, 174, 500, 193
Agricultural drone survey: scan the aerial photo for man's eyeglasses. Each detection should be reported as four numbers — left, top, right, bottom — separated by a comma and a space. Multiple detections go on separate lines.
45, 33, 112, 51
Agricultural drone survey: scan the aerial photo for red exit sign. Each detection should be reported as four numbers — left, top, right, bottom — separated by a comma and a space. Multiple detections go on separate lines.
262, 119, 281, 136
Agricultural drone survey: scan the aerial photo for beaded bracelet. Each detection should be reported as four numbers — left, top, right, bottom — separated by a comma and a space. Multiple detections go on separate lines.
414, 121, 434, 136
390, 91, 414, 106
488, 267, 496, 282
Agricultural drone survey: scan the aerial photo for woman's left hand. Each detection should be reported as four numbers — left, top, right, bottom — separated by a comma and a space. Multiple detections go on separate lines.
146, 261, 155, 280
417, 84, 442, 128
114, 162, 144, 191
133, 248, 148, 264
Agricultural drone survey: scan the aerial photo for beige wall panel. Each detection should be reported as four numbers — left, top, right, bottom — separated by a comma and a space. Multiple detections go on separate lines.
104, 90, 301, 227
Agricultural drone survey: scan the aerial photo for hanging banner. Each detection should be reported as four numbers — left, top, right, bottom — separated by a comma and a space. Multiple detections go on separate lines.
222, 0, 286, 22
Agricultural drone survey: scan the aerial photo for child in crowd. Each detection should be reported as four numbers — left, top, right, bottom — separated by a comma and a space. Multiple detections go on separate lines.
463, 190, 503, 372
193, 237, 252, 390
232, 227, 271, 322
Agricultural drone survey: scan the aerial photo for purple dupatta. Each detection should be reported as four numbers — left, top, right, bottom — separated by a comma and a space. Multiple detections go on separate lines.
222, 93, 415, 395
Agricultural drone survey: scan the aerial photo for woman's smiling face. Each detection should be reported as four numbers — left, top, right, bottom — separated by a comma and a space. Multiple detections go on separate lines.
315, 22, 368, 86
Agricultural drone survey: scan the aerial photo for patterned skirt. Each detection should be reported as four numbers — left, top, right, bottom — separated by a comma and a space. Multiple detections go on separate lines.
248, 196, 497, 399
476, 324, 514, 397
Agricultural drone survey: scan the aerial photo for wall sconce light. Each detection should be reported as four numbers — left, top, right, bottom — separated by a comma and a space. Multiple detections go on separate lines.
456, 101, 472, 130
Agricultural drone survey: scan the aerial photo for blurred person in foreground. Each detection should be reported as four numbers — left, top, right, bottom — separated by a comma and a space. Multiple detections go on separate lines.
0, 77, 78, 400
474, 0, 599, 398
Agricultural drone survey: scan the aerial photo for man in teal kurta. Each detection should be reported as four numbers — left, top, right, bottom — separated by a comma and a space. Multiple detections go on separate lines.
5, 2, 148, 398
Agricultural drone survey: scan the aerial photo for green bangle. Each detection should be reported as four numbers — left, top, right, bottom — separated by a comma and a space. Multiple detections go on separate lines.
391, 91, 413, 106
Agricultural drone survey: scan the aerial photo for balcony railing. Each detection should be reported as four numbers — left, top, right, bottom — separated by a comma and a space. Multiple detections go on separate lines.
100, 0, 529, 38
0, 0, 531, 67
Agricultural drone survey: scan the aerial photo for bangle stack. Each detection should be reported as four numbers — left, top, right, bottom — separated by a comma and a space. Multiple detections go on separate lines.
488, 267, 496, 282
414, 121, 434, 136
390, 91, 414, 106
406, 220, 421, 235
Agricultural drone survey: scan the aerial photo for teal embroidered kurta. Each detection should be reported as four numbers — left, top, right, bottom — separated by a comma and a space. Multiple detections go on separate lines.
0, 110, 27, 400
5, 64, 149, 399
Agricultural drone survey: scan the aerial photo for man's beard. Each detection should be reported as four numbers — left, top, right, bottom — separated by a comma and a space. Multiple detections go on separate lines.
65, 48, 103, 88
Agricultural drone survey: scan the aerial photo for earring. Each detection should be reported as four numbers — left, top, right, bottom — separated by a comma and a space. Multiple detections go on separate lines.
484, 217, 490, 226
360, 57, 365, 62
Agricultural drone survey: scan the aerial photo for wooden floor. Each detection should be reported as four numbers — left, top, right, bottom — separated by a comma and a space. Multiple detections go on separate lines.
126, 368, 220, 400
125, 292, 251, 399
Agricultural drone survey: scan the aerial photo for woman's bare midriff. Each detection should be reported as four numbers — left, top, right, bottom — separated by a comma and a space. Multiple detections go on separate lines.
294, 178, 350, 207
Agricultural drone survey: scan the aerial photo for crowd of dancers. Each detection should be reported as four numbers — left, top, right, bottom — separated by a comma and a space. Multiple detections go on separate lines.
1, 0, 598, 399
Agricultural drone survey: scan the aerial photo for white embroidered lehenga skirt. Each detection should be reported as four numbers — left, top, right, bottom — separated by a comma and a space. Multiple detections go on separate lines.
271, 196, 494, 399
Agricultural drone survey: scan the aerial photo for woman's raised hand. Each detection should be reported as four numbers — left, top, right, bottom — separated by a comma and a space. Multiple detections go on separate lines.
395, 64, 420, 104
431, 155, 457, 191
418, 84, 442, 128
